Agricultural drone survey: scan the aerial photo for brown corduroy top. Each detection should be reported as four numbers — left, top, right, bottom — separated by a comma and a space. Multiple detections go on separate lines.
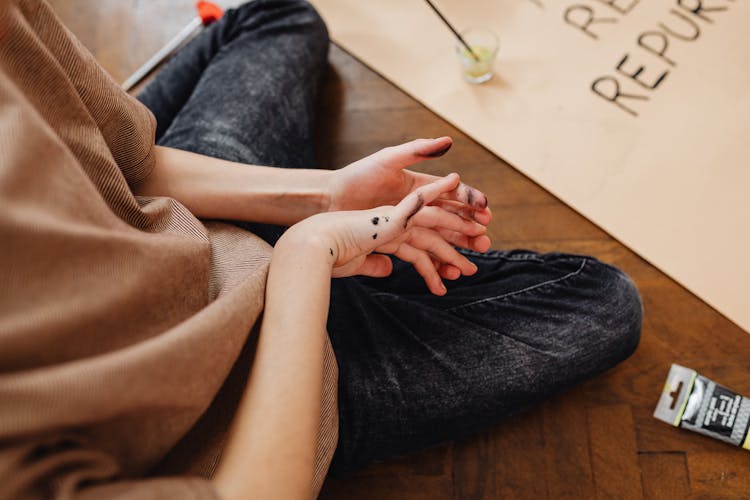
0, 1, 339, 498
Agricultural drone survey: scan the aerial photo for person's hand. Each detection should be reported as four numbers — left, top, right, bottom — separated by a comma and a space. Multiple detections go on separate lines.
327, 138, 493, 250
283, 173, 483, 295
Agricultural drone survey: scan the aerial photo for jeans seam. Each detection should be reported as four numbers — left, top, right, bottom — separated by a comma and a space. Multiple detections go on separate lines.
460, 249, 545, 263
445, 258, 588, 312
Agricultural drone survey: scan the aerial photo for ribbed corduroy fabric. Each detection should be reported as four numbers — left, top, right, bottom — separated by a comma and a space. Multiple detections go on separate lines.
0, 1, 338, 498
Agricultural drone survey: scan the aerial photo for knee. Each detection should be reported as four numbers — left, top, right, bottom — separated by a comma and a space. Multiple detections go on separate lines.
232, 0, 329, 55
580, 259, 643, 365
275, 0, 330, 54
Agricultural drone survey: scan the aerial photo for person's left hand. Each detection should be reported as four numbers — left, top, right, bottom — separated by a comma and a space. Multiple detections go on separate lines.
327, 137, 493, 233
285, 173, 480, 295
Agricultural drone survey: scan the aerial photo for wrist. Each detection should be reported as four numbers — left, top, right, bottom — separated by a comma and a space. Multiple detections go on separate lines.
291, 168, 333, 216
275, 219, 336, 267
248, 168, 332, 222
324, 168, 345, 212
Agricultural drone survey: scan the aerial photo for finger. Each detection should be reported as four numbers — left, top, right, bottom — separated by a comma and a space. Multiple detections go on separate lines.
437, 229, 492, 253
370, 137, 454, 170
356, 254, 393, 277
435, 229, 472, 249
429, 258, 461, 280
393, 242, 446, 295
436, 181, 488, 210
470, 235, 492, 253
430, 199, 491, 225
410, 173, 489, 212
408, 227, 478, 276
394, 173, 461, 229
370, 228, 409, 255
408, 170, 443, 190
428, 253, 462, 281
411, 205, 486, 236
473, 206, 492, 226
438, 264, 462, 280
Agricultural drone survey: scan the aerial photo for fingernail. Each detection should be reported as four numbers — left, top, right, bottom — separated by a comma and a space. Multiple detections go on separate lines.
477, 193, 488, 209
423, 142, 452, 158
472, 207, 489, 221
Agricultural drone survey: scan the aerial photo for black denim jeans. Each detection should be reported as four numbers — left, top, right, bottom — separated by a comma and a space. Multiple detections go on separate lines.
138, 0, 643, 475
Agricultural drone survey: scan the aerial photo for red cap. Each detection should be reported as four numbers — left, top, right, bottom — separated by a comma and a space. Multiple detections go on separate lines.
196, 1, 224, 25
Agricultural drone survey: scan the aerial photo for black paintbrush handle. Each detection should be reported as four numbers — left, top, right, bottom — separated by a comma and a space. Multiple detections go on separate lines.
423, 0, 479, 61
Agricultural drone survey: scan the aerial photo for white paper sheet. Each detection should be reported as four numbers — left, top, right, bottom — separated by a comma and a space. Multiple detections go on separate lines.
309, 0, 750, 333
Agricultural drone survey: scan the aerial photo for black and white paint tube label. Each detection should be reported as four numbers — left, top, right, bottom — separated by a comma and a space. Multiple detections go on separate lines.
654, 364, 750, 450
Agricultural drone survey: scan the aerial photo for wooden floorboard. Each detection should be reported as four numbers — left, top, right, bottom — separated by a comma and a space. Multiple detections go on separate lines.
640, 452, 690, 500
587, 404, 643, 499
542, 394, 597, 500
46, 2, 750, 498
493, 411, 547, 500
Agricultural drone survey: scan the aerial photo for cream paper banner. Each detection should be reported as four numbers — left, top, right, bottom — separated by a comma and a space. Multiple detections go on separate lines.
310, 0, 750, 333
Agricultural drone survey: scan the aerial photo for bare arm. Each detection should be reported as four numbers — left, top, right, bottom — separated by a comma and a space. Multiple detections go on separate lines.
132, 139, 493, 240
213, 227, 332, 499
133, 146, 332, 225
211, 174, 470, 499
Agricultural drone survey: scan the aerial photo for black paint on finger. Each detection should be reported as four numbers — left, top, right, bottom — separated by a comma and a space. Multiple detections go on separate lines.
474, 191, 488, 209
404, 193, 424, 228
465, 185, 474, 206
464, 184, 488, 209
420, 143, 452, 158
372, 233, 378, 240
371, 217, 379, 225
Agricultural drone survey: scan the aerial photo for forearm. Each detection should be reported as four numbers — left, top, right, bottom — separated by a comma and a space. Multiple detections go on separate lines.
214, 230, 333, 499
133, 146, 331, 225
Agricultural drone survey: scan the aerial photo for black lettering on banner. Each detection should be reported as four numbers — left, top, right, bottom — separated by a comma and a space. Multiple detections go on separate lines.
585, 0, 733, 115
564, 5, 617, 40
595, 0, 640, 15
638, 31, 677, 66
659, 9, 701, 41
591, 76, 649, 116
616, 53, 669, 89
677, 0, 728, 23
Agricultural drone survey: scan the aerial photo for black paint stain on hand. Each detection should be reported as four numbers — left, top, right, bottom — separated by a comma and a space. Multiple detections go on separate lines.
404, 193, 424, 228
372, 233, 378, 240
371, 217, 379, 225
465, 185, 474, 206
420, 143, 452, 158
477, 193, 488, 209
384, 216, 390, 222
329, 248, 334, 256
463, 184, 488, 209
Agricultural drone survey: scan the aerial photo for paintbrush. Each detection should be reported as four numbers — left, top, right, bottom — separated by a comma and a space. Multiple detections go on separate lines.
423, 0, 479, 61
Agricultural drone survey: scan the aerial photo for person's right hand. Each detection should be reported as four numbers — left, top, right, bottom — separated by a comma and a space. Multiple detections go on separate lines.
280, 173, 487, 296
327, 137, 492, 228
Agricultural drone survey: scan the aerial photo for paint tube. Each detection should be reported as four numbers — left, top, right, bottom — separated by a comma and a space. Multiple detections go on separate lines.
654, 364, 750, 450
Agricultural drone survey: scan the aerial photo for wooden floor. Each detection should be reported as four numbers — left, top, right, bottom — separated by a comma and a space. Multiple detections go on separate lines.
49, 1, 750, 498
